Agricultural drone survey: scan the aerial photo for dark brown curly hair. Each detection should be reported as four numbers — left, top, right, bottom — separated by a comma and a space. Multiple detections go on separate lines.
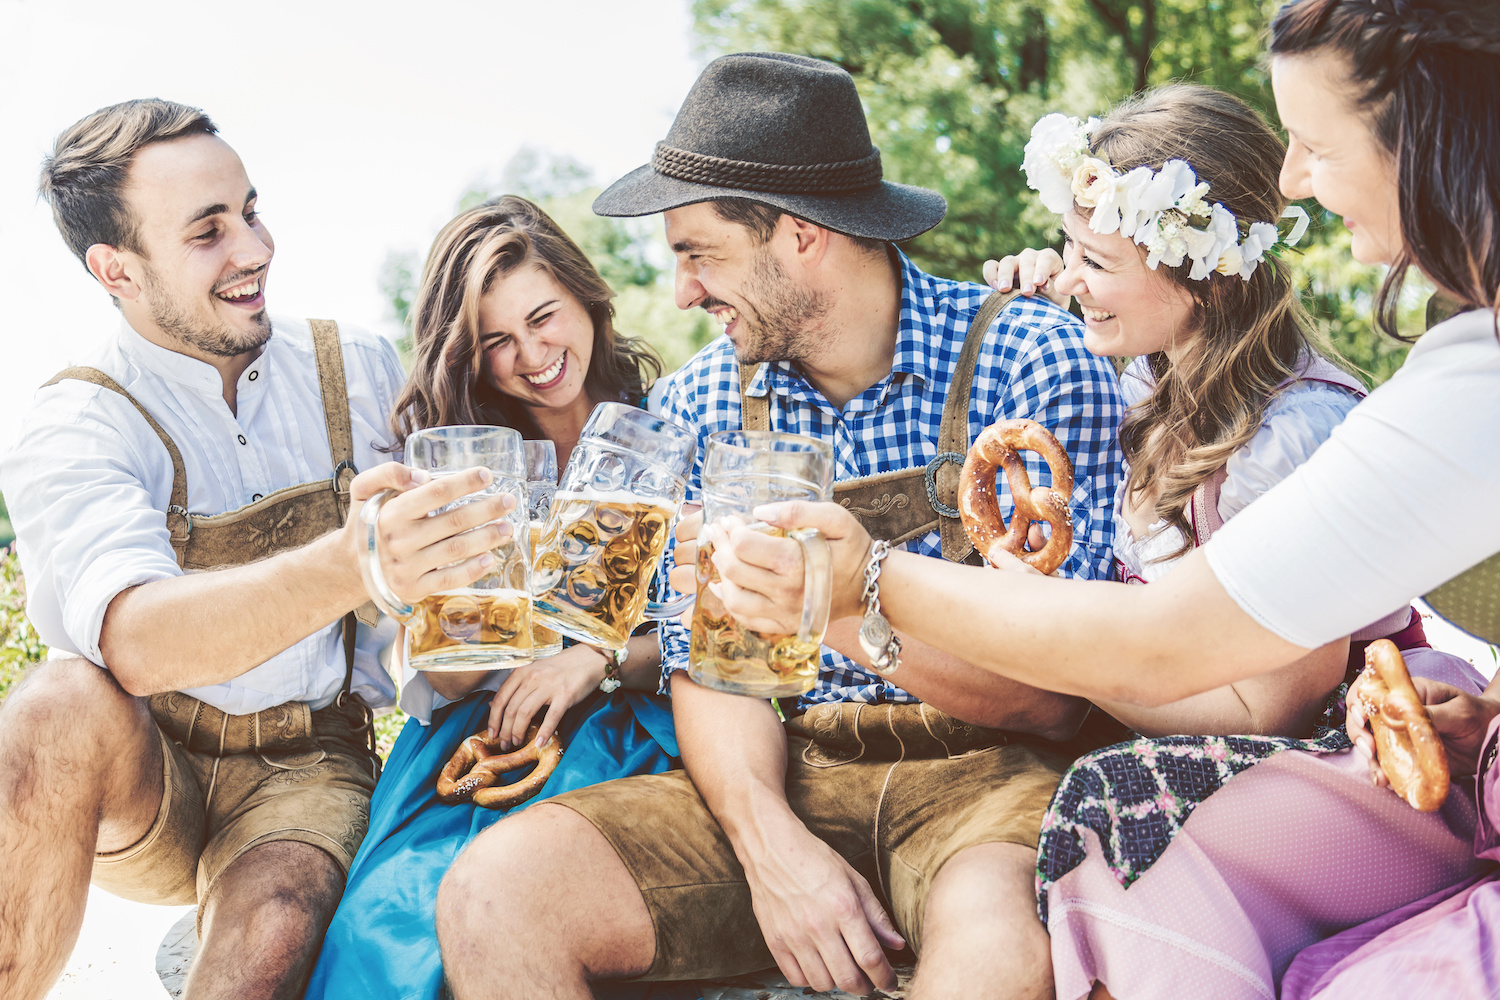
392, 196, 662, 444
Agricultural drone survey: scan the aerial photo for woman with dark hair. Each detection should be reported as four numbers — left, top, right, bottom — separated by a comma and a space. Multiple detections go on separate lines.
305, 197, 686, 1000
698, 1, 1500, 997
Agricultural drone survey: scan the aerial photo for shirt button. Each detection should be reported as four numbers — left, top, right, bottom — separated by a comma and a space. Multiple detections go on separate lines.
237, 435, 247, 445
248, 370, 258, 381
252, 493, 264, 502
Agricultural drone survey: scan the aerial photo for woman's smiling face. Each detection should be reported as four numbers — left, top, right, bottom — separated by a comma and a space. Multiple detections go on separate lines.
477, 264, 595, 412
1272, 52, 1402, 267
1052, 207, 1200, 361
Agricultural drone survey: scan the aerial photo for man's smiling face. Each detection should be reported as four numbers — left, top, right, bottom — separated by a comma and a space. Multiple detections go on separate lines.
664, 202, 827, 366
118, 133, 275, 358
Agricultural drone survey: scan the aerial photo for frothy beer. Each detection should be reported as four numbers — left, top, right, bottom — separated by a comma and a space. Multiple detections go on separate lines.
688, 536, 820, 698
405, 587, 534, 669
529, 522, 563, 656
532, 491, 674, 648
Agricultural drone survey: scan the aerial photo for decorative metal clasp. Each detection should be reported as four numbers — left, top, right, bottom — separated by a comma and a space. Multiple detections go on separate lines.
166, 504, 194, 535
923, 452, 965, 519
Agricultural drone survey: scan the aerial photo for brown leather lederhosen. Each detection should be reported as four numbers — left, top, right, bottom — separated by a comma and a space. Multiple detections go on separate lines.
44, 319, 380, 756
739, 289, 1021, 562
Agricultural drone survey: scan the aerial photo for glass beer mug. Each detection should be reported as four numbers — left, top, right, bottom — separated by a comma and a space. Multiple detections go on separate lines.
523, 440, 564, 659
359, 425, 534, 670
531, 402, 695, 649
688, 430, 834, 699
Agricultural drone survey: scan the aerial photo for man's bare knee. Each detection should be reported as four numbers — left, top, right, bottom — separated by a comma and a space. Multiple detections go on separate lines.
438, 805, 578, 933
438, 802, 654, 988
0, 658, 158, 826
1, 657, 149, 750
914, 842, 1051, 1000
201, 842, 344, 945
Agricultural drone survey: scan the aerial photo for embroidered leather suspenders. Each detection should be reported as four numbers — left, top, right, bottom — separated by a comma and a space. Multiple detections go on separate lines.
739, 290, 1020, 563
43, 320, 377, 695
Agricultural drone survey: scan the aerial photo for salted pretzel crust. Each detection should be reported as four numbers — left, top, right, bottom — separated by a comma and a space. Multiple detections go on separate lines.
1350, 640, 1450, 812
436, 727, 565, 810
958, 418, 1075, 576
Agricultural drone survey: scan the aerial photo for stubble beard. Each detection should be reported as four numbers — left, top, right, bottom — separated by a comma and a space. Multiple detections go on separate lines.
142, 262, 273, 359
730, 246, 830, 366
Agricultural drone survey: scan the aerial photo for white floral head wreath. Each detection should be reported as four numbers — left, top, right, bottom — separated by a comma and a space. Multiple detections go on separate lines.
1022, 113, 1310, 281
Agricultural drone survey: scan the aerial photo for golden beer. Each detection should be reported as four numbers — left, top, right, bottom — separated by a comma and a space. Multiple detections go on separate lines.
688, 536, 821, 698
529, 522, 564, 658
532, 491, 675, 649
405, 587, 534, 669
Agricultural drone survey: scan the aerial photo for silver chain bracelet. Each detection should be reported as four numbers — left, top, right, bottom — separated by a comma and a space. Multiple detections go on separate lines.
857, 539, 902, 676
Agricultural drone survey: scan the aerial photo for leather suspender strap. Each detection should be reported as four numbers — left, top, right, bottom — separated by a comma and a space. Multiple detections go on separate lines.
307, 318, 373, 663
739, 362, 769, 431
43, 367, 193, 568
934, 289, 1021, 562
308, 319, 356, 522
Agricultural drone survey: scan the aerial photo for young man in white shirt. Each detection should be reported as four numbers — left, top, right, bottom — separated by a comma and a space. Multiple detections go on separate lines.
0, 99, 499, 1000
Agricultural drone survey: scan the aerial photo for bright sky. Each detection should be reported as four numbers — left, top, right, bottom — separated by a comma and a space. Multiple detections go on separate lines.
0, 0, 701, 454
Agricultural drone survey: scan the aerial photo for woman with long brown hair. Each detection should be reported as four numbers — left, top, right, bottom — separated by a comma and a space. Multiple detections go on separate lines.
700, 6, 1500, 989
306, 197, 689, 1000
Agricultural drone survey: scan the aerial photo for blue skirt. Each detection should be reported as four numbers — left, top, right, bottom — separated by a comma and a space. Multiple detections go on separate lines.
304, 687, 688, 1000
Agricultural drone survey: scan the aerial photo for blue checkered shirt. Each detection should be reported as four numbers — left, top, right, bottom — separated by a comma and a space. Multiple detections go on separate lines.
656, 251, 1124, 709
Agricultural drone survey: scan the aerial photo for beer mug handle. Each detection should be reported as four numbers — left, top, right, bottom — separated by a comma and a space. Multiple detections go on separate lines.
643, 588, 695, 620
357, 489, 415, 621
787, 527, 832, 646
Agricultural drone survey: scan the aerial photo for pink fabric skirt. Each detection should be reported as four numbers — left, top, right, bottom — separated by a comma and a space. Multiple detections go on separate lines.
1280, 869, 1500, 1000
1047, 648, 1490, 1000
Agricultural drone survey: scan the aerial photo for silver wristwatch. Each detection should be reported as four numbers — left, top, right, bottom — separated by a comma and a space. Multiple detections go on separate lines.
857, 540, 902, 676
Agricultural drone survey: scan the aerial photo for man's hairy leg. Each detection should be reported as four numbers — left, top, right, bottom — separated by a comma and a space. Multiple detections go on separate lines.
186, 841, 344, 1000
908, 842, 1054, 1000
437, 803, 655, 1000
0, 658, 164, 1000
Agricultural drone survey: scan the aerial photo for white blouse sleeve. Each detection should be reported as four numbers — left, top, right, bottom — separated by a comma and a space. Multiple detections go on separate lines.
397, 664, 508, 725
1205, 310, 1500, 649
1216, 381, 1362, 522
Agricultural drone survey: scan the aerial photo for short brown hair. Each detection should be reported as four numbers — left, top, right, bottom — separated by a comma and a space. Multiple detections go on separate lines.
39, 99, 218, 267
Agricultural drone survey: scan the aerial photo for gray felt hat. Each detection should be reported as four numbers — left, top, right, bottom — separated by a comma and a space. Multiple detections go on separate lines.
593, 52, 947, 241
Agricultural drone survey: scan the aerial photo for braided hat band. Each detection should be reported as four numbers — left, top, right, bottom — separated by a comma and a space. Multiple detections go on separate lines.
651, 143, 884, 196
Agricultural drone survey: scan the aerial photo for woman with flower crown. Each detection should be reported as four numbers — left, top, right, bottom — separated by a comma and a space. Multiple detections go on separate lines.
691, 13, 1500, 990
965, 81, 1490, 1000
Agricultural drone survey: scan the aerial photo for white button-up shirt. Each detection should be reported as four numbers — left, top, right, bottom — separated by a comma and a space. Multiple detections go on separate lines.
0, 315, 404, 714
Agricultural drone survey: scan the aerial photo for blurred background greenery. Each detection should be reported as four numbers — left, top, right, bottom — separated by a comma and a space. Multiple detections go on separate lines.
377, 0, 1427, 381
0, 0, 1436, 712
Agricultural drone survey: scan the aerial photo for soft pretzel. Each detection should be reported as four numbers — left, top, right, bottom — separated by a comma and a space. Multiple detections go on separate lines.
958, 418, 1075, 575
1349, 640, 1449, 812
436, 727, 565, 810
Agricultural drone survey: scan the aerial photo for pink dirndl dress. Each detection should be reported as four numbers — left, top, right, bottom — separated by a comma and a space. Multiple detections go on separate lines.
1042, 360, 1491, 1000
1279, 714, 1500, 1000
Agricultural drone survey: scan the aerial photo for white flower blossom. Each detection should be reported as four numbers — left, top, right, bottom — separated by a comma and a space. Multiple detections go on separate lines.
1070, 157, 1117, 209
1024, 113, 1295, 282
1178, 181, 1212, 220
1216, 242, 1247, 277
1023, 114, 1090, 213
1105, 166, 1159, 237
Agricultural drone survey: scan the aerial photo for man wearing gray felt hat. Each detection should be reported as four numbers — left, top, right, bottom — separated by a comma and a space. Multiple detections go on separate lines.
593, 51, 948, 241
437, 51, 1126, 1000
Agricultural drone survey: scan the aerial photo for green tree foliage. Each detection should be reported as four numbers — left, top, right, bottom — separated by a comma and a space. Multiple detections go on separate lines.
691, 0, 1416, 380
384, 147, 715, 374
0, 491, 13, 549
0, 545, 45, 705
